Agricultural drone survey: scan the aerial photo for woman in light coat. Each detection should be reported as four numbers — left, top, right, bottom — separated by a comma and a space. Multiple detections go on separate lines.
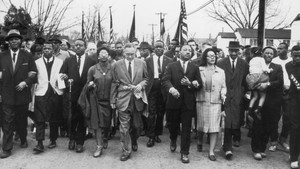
196, 48, 226, 161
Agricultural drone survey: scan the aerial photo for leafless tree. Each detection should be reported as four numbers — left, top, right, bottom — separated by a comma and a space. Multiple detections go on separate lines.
207, 0, 289, 31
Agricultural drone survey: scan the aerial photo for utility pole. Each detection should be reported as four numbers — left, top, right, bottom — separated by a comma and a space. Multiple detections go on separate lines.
155, 12, 167, 40
257, 0, 265, 48
148, 24, 157, 46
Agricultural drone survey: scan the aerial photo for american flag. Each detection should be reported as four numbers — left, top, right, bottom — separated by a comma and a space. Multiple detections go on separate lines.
98, 11, 103, 41
129, 6, 136, 42
109, 7, 114, 44
174, 0, 188, 45
160, 16, 165, 39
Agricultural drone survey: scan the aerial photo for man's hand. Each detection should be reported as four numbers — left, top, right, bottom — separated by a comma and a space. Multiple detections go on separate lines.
192, 80, 199, 88
111, 104, 116, 109
169, 87, 180, 99
88, 81, 95, 87
60, 73, 68, 80
181, 76, 191, 86
15, 81, 27, 91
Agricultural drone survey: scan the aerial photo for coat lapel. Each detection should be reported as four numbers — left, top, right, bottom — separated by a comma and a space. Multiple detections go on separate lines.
14, 51, 24, 74
149, 56, 154, 77
233, 58, 242, 78
133, 59, 139, 81
162, 56, 168, 73
225, 57, 233, 74
5, 52, 13, 75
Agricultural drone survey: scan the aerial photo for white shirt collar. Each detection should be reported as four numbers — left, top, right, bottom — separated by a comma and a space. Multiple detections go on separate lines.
10, 49, 19, 57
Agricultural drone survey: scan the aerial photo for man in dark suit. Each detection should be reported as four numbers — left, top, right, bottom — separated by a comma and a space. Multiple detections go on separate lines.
0, 29, 37, 158
164, 39, 179, 59
110, 43, 148, 161
217, 41, 249, 160
162, 44, 202, 163
250, 47, 283, 160
145, 40, 172, 147
60, 39, 96, 153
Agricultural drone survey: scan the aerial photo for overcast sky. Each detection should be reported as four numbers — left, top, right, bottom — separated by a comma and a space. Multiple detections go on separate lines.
0, 0, 299, 42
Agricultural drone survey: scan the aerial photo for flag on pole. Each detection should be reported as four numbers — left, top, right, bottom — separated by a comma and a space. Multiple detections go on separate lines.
160, 16, 166, 39
174, 0, 188, 45
98, 11, 103, 41
82, 11, 87, 41
109, 7, 114, 44
129, 6, 136, 42
290, 13, 300, 26
166, 33, 170, 48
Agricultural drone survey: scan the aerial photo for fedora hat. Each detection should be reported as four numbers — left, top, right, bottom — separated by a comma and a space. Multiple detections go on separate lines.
5, 29, 23, 41
49, 35, 62, 43
227, 41, 242, 49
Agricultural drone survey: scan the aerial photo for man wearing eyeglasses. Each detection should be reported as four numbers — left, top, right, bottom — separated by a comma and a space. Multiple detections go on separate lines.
110, 43, 148, 161
49, 36, 70, 62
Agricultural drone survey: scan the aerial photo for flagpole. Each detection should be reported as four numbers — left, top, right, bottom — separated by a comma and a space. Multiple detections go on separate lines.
156, 12, 167, 40
148, 24, 157, 46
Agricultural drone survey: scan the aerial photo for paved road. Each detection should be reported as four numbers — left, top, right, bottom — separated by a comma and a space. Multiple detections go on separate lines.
0, 127, 292, 169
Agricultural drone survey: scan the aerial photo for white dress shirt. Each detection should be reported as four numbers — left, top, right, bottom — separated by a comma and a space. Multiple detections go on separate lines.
10, 49, 19, 70
153, 55, 163, 78
77, 54, 86, 77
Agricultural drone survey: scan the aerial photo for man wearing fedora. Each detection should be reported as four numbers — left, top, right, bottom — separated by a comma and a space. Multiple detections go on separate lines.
0, 29, 37, 158
217, 41, 249, 160
145, 40, 172, 147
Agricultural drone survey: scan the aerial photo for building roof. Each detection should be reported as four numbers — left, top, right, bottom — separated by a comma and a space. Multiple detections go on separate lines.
236, 28, 291, 39
217, 32, 236, 39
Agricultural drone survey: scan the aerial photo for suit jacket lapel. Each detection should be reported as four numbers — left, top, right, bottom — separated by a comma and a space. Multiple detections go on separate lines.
176, 61, 184, 74
149, 56, 154, 77
121, 59, 131, 82
5, 52, 13, 75
225, 57, 233, 74
233, 58, 242, 77
185, 61, 192, 75
162, 56, 168, 73
133, 59, 139, 81
14, 51, 23, 74
71, 56, 80, 77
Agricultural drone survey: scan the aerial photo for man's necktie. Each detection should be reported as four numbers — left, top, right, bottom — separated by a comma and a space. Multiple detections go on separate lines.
232, 60, 235, 72
128, 61, 132, 79
78, 55, 81, 71
158, 57, 162, 77
183, 61, 186, 74
13, 53, 16, 62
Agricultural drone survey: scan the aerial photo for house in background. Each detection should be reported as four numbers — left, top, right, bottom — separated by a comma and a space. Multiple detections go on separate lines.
216, 28, 291, 54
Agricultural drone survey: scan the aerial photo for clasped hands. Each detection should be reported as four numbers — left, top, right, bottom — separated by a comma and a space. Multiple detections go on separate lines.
181, 76, 199, 88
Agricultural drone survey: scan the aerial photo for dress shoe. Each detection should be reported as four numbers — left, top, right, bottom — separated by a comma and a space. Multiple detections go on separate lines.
279, 141, 290, 152
233, 141, 240, 147
33, 143, 44, 153
146, 138, 155, 147
75, 144, 84, 153
225, 151, 233, 160
260, 152, 266, 158
20, 141, 28, 148
181, 154, 189, 163
269, 145, 277, 152
0, 150, 11, 159
48, 141, 57, 149
170, 140, 177, 152
103, 139, 108, 149
253, 153, 262, 160
154, 136, 161, 143
208, 154, 217, 161
68, 140, 75, 150
93, 146, 103, 158
120, 152, 131, 161
197, 144, 203, 152
132, 143, 138, 152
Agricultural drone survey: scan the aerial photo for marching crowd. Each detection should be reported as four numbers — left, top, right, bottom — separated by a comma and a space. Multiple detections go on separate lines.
0, 28, 300, 169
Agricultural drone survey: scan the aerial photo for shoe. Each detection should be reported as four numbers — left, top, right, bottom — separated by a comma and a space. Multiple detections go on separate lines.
103, 139, 108, 149
68, 140, 75, 150
269, 145, 277, 152
225, 151, 233, 160
146, 138, 155, 147
233, 141, 240, 147
20, 141, 28, 148
132, 142, 138, 152
260, 152, 266, 158
181, 154, 189, 163
197, 144, 202, 152
48, 141, 57, 149
120, 152, 131, 161
154, 136, 162, 143
279, 141, 290, 152
33, 143, 44, 153
0, 150, 11, 159
253, 153, 262, 160
208, 154, 216, 161
291, 161, 299, 169
75, 144, 84, 153
93, 146, 103, 158
170, 140, 177, 152
140, 130, 146, 136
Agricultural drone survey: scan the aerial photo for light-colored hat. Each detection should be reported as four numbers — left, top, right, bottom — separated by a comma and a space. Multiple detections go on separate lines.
5, 29, 23, 41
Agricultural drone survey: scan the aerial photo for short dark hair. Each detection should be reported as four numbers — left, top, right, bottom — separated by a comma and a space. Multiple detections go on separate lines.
187, 39, 196, 44
200, 48, 218, 66
97, 46, 110, 56
180, 44, 194, 57
115, 41, 123, 46
279, 42, 289, 49
75, 39, 87, 47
